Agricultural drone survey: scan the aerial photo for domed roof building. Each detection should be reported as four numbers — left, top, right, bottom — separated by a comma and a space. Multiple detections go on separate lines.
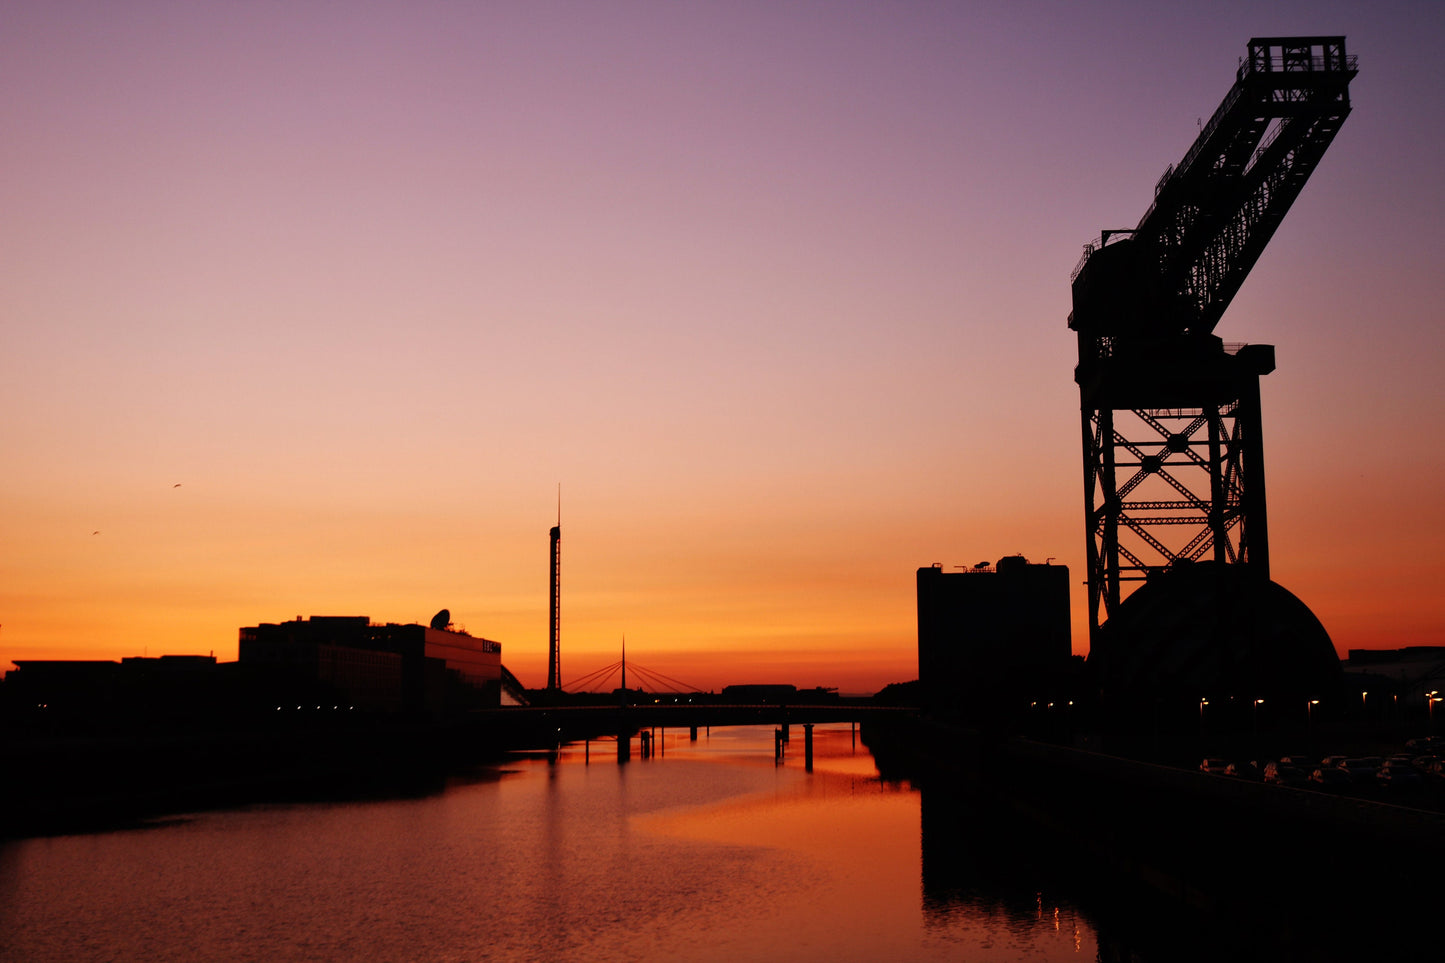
1090, 561, 1339, 702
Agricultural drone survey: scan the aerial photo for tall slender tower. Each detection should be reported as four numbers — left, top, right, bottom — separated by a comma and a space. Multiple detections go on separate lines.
546, 489, 562, 692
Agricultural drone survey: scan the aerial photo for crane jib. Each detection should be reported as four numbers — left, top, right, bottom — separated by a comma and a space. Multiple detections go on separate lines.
1072, 37, 1356, 343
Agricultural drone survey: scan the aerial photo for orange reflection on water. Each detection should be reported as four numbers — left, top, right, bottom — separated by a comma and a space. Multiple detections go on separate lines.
630, 724, 1095, 962
640, 768, 921, 958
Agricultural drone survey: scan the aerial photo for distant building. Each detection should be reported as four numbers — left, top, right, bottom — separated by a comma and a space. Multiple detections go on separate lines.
916, 556, 1071, 718
239, 615, 502, 716
2, 655, 246, 725
719, 684, 839, 704
4, 660, 130, 713
6, 654, 219, 687
1343, 646, 1445, 708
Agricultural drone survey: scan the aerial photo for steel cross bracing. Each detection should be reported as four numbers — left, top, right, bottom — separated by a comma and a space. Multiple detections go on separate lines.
1083, 405, 1255, 607
1069, 38, 1354, 646
1077, 351, 1274, 644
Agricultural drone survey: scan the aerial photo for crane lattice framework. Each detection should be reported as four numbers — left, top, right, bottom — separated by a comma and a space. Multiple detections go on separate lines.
1069, 37, 1356, 648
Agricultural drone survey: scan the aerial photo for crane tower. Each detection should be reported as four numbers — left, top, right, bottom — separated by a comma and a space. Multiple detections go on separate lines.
1070, 38, 1356, 649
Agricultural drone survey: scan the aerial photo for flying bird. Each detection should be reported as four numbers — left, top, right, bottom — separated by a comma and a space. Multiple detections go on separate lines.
173, 483, 182, 488
92, 531, 100, 535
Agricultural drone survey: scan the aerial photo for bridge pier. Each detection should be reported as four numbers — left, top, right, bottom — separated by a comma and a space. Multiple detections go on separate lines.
689, 725, 698, 742
775, 728, 785, 763
804, 723, 814, 772
618, 730, 631, 763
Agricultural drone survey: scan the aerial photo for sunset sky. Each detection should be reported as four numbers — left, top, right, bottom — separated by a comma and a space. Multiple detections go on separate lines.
4, 1, 1443, 693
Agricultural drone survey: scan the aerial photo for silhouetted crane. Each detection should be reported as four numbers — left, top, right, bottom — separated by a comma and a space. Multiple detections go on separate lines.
1069, 38, 1356, 647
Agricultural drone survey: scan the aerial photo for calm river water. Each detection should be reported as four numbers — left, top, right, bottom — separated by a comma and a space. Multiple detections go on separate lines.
0, 724, 1110, 962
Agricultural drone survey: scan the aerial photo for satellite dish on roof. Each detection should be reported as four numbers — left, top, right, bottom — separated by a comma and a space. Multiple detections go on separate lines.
430, 609, 451, 631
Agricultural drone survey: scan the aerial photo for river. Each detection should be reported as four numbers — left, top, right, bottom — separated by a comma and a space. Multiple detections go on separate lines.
0, 723, 1121, 962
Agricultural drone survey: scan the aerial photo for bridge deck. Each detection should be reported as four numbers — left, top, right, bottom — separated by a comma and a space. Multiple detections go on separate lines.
463, 703, 917, 746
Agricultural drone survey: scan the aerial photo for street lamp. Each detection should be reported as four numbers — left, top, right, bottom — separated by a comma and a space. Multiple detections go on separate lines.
1307, 699, 1320, 728
1429, 691, 1441, 735
1253, 698, 1264, 732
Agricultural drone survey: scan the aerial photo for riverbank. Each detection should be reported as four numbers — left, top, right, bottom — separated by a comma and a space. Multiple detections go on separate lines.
1, 720, 483, 837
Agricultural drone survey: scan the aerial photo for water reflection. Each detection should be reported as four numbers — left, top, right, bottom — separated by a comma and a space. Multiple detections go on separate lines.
919, 786, 1089, 958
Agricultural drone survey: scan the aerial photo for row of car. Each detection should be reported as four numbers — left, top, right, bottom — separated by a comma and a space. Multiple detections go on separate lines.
1200, 746, 1445, 797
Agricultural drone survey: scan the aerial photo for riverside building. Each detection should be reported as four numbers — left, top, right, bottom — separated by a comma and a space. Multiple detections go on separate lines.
239, 614, 502, 716
916, 556, 1072, 719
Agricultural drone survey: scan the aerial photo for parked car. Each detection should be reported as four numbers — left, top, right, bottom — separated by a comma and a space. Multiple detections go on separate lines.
1264, 761, 1309, 788
1411, 755, 1441, 776
1200, 758, 1231, 774
1310, 767, 1352, 791
1225, 761, 1263, 781
1405, 736, 1445, 753
1377, 760, 1425, 791
1339, 756, 1382, 779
